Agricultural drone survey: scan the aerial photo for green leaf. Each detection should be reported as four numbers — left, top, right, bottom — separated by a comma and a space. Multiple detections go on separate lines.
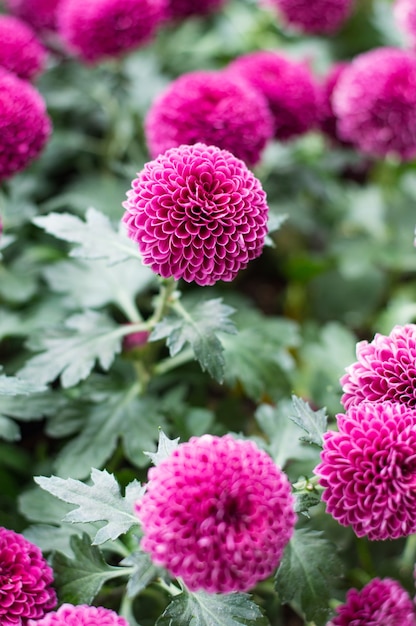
275, 529, 343, 626
35, 469, 143, 545
294, 492, 321, 517
121, 549, 162, 598
289, 396, 328, 447
143, 430, 180, 466
0, 374, 46, 396
0, 416, 20, 441
156, 590, 269, 626
150, 298, 236, 383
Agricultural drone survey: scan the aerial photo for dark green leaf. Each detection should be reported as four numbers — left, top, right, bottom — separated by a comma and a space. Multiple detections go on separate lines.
289, 396, 328, 447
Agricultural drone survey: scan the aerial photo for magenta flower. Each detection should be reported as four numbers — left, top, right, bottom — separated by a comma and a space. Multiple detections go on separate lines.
318, 62, 349, 142
227, 51, 319, 141
135, 434, 296, 593
394, 0, 416, 49
333, 47, 416, 160
57, 0, 166, 63
166, 0, 227, 20
27, 604, 128, 626
263, 0, 354, 34
122, 329, 150, 351
144, 70, 273, 166
329, 578, 416, 626
315, 402, 416, 540
341, 324, 416, 410
0, 526, 56, 625
5, 0, 61, 32
0, 69, 52, 182
122, 143, 269, 286
0, 16, 46, 80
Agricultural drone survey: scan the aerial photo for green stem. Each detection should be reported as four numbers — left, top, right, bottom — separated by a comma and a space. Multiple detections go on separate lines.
153, 348, 194, 376
400, 533, 416, 575
292, 475, 321, 491
157, 577, 182, 597
148, 277, 179, 328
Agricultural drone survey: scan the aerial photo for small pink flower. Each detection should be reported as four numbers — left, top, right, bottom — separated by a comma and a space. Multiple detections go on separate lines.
27, 604, 128, 626
122, 329, 150, 351
315, 402, 416, 540
0, 526, 56, 625
135, 434, 296, 593
0, 16, 46, 80
5, 0, 61, 33
263, 0, 354, 34
144, 70, 273, 166
166, 0, 227, 20
329, 578, 416, 626
394, 0, 416, 49
227, 51, 319, 141
122, 143, 269, 286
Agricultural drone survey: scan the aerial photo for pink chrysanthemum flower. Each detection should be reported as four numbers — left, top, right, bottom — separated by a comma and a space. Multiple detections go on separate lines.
0, 69, 52, 182
122, 143, 269, 286
135, 434, 296, 593
318, 62, 349, 142
166, 0, 227, 20
394, 0, 416, 49
263, 0, 354, 34
57, 0, 167, 63
5, 0, 61, 32
333, 47, 416, 160
315, 402, 416, 540
227, 51, 319, 141
144, 70, 273, 166
0, 526, 56, 625
0, 16, 47, 80
27, 604, 128, 626
341, 324, 416, 410
328, 577, 416, 626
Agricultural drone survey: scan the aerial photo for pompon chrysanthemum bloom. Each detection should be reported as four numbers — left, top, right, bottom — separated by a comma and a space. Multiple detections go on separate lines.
328, 577, 416, 626
0, 526, 56, 625
0, 70, 51, 182
135, 434, 296, 593
144, 70, 273, 166
263, 0, 354, 34
166, 0, 227, 20
5, 0, 61, 32
57, 0, 167, 63
394, 0, 416, 48
341, 324, 416, 410
27, 604, 128, 626
122, 143, 269, 286
333, 47, 416, 160
227, 51, 319, 141
315, 402, 416, 540
318, 62, 349, 142
0, 16, 46, 80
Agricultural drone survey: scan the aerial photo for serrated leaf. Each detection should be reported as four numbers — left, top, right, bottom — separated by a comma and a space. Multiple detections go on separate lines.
150, 298, 236, 383
35, 469, 142, 545
121, 549, 162, 598
289, 396, 327, 447
156, 590, 269, 626
144, 430, 180, 466
0, 378, 48, 439
275, 529, 342, 626
294, 492, 321, 516
0, 374, 46, 396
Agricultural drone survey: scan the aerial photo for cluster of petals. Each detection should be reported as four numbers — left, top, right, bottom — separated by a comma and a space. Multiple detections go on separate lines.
394, 0, 416, 49
135, 434, 296, 593
328, 577, 416, 626
27, 604, 128, 626
0, 69, 52, 182
122, 143, 269, 286
315, 401, 416, 540
5, 0, 61, 33
341, 323, 416, 410
57, 0, 167, 63
144, 70, 273, 166
0, 16, 46, 81
263, 0, 354, 34
166, 0, 228, 20
227, 51, 319, 141
333, 47, 416, 160
0, 526, 56, 625
318, 62, 349, 142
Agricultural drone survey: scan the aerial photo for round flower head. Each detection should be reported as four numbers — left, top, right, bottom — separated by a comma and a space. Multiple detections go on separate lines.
57, 0, 167, 63
333, 47, 416, 160
315, 402, 416, 540
227, 51, 319, 141
136, 434, 296, 593
144, 70, 273, 166
394, 0, 416, 49
0, 16, 47, 80
329, 577, 416, 626
263, 0, 354, 34
341, 324, 416, 410
27, 604, 128, 626
0, 526, 56, 625
166, 0, 227, 20
318, 62, 349, 142
5, 0, 61, 32
122, 143, 269, 286
0, 69, 52, 182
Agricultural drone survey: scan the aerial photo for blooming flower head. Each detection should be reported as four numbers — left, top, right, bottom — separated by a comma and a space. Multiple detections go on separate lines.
341, 324, 416, 410
27, 604, 128, 626
0, 16, 47, 80
166, 0, 227, 20
135, 434, 296, 593
318, 62, 349, 142
227, 51, 319, 141
263, 0, 354, 34
394, 0, 416, 49
0, 69, 52, 182
122, 143, 269, 286
5, 0, 61, 32
0, 526, 56, 625
57, 0, 167, 63
333, 47, 416, 160
328, 577, 416, 626
315, 402, 416, 540
144, 70, 273, 166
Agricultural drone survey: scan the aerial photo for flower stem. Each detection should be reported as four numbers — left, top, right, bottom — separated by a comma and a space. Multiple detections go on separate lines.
148, 277, 179, 328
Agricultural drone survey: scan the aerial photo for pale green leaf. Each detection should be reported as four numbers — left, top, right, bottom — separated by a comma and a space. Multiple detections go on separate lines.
289, 396, 328, 447
143, 430, 180, 466
0, 415, 20, 441
0, 374, 46, 396
121, 549, 162, 598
